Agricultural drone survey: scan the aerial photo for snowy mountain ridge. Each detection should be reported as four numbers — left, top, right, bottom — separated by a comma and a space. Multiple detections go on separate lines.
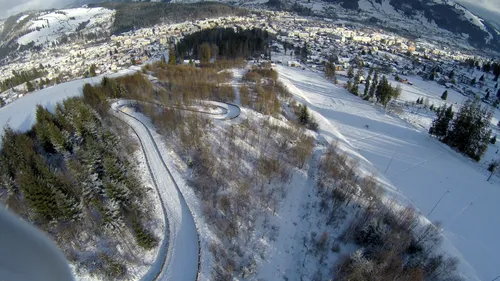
147, 0, 500, 50
0, 0, 498, 56
317, 0, 500, 49
0, 7, 114, 50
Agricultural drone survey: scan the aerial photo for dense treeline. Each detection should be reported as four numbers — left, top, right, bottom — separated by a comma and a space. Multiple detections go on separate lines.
266, 0, 313, 16
429, 99, 493, 161
143, 62, 236, 104
95, 2, 248, 35
0, 87, 158, 278
1, 67, 48, 92
176, 28, 272, 61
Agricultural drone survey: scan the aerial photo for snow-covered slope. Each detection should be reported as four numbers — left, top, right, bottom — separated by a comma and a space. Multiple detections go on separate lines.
0, 67, 137, 140
17, 7, 114, 46
256, 0, 500, 49
276, 64, 499, 281
0, 7, 114, 49
327, 0, 499, 48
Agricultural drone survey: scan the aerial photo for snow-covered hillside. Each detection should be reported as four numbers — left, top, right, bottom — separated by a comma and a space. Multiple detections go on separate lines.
276, 64, 499, 281
16, 7, 114, 46
349, 0, 496, 46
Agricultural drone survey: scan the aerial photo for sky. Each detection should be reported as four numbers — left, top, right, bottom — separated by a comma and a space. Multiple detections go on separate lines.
454, 0, 500, 28
0, 0, 73, 19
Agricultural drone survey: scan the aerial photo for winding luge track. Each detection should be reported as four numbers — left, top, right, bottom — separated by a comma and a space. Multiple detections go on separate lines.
112, 100, 240, 281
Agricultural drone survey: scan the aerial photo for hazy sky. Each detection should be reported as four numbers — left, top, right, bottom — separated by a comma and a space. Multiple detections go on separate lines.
0, 0, 72, 19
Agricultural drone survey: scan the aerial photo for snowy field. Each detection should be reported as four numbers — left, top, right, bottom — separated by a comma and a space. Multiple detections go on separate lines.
0, 67, 138, 140
17, 7, 114, 46
277, 65, 499, 281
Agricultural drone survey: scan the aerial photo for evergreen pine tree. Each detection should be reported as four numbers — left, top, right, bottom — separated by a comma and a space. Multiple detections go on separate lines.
471, 77, 477, 85
441, 90, 448, 100
375, 76, 391, 106
347, 66, 354, 79
429, 105, 453, 140
479, 74, 485, 82
369, 71, 378, 97
351, 84, 359, 96
301, 42, 309, 62
364, 79, 370, 96
325, 62, 336, 80
298, 105, 310, 125
429, 72, 435, 80
491, 135, 497, 144
102, 199, 123, 229
445, 99, 493, 161
26, 81, 34, 92
485, 92, 490, 100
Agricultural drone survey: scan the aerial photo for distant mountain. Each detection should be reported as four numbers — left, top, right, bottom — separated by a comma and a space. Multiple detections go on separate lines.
1, 0, 498, 55
322, 0, 500, 49
0, 7, 114, 56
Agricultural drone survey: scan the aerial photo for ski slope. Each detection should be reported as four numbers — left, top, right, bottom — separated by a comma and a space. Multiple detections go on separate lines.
277, 65, 497, 281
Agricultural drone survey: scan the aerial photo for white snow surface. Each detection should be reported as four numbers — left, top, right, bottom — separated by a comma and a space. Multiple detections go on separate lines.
0, 67, 137, 140
276, 65, 498, 281
112, 100, 199, 281
16, 15, 29, 23
17, 7, 114, 46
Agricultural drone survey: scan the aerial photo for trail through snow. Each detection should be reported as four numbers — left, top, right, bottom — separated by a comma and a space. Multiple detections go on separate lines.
113, 101, 198, 281
111, 99, 240, 281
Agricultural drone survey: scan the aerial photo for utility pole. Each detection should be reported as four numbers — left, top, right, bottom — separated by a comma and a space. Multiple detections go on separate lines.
384, 151, 397, 174
428, 190, 450, 217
